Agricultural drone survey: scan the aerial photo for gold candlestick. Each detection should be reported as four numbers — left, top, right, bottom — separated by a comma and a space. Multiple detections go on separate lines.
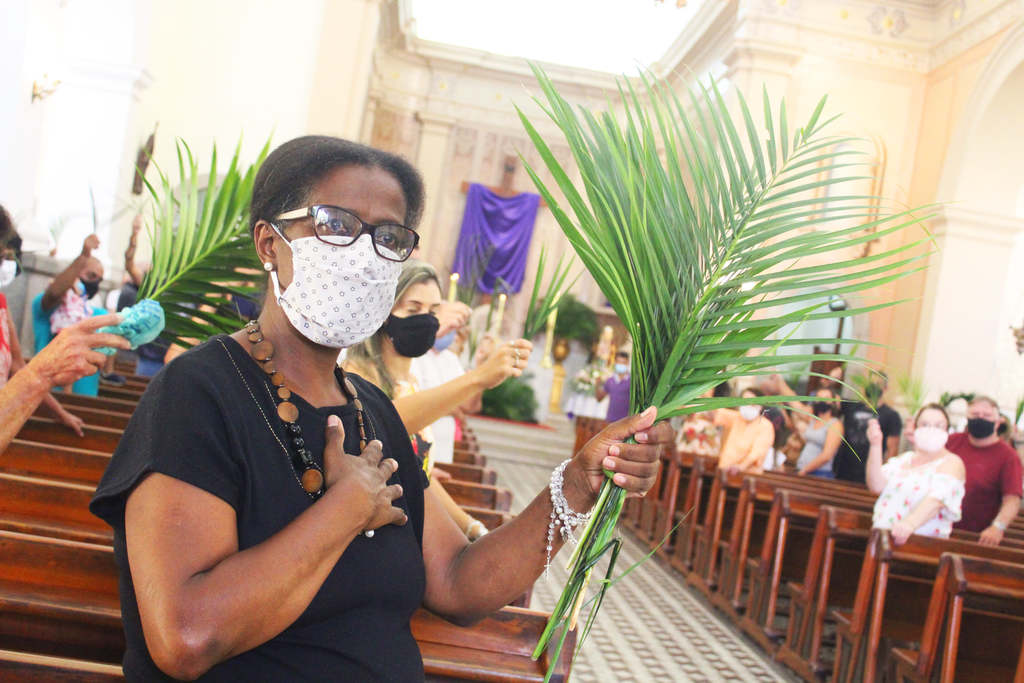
542, 307, 557, 368
493, 293, 507, 336
447, 273, 459, 303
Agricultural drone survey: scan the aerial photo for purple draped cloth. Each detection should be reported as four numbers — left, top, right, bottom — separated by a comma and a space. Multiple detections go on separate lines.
451, 183, 540, 294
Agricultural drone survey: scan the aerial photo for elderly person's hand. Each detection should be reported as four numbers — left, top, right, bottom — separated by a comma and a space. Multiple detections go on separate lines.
435, 301, 471, 339
26, 313, 130, 388
562, 407, 674, 506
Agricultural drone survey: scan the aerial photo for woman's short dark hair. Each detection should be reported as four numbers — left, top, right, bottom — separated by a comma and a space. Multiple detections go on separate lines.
0, 205, 13, 245
249, 136, 425, 233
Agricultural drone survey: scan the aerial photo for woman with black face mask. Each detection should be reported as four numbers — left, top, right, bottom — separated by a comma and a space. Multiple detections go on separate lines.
345, 260, 533, 539
793, 387, 845, 477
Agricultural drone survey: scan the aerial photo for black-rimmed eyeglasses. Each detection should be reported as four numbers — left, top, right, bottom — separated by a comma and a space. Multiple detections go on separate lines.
274, 204, 419, 262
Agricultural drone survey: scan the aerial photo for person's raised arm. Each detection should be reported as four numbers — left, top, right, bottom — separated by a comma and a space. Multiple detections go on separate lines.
42, 234, 98, 311
798, 420, 844, 475
124, 215, 146, 287
124, 417, 406, 680
865, 419, 887, 494
420, 408, 673, 622
392, 339, 531, 434
0, 313, 128, 450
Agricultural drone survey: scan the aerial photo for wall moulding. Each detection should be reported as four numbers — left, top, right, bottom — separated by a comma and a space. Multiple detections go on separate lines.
930, 205, 1024, 247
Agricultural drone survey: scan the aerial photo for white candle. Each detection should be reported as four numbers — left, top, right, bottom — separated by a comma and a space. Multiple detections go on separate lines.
447, 273, 459, 303
493, 293, 507, 334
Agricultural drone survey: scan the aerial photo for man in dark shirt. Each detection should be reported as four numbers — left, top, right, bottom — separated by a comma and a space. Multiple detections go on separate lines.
832, 377, 902, 483
945, 396, 1023, 544
833, 399, 902, 483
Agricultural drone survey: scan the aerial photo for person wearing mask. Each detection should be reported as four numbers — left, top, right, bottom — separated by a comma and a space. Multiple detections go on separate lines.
89, 136, 671, 680
345, 260, 530, 539
409, 297, 474, 467
596, 350, 631, 423
33, 234, 125, 390
867, 404, 965, 545
945, 396, 1022, 544
0, 206, 23, 290
713, 387, 775, 474
793, 388, 844, 478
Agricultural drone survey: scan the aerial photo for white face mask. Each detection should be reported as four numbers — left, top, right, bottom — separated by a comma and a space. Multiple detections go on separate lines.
0, 259, 16, 288
914, 426, 948, 453
270, 233, 400, 349
739, 405, 762, 422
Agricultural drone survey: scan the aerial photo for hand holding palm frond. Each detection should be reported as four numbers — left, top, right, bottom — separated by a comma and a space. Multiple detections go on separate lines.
517, 65, 934, 678
137, 138, 270, 346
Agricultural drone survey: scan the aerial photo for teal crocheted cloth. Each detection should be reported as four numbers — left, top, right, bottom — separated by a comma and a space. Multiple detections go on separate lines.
97, 299, 166, 355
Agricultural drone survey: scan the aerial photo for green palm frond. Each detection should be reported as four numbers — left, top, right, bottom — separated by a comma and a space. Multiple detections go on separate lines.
521, 244, 580, 339
517, 65, 935, 678
138, 137, 270, 346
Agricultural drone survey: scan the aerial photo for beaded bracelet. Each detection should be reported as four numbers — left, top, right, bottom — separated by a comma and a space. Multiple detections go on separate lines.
545, 459, 594, 575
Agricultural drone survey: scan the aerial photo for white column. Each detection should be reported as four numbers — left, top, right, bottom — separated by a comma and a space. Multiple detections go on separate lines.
915, 206, 1024, 406
306, 0, 383, 140
414, 112, 456, 266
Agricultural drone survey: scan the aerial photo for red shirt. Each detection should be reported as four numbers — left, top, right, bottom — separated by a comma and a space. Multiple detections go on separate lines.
946, 432, 1023, 532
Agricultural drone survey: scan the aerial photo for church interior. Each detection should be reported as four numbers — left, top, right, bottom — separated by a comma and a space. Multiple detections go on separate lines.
2, 0, 1024, 680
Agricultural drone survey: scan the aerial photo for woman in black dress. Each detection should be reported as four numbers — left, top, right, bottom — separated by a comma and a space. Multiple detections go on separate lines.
91, 136, 671, 681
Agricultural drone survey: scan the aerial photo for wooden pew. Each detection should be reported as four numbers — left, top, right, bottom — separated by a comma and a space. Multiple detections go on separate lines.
97, 386, 144, 402
0, 529, 572, 681
717, 475, 875, 620
0, 472, 111, 545
668, 455, 716, 573
890, 553, 1024, 682
0, 530, 123, 663
442, 481, 512, 513
776, 505, 873, 681
646, 450, 695, 555
831, 530, 1024, 683
0, 648, 123, 682
17, 418, 123, 454
739, 487, 873, 655
49, 393, 138, 415
453, 448, 486, 467
412, 607, 574, 682
435, 462, 497, 486
37, 404, 132, 431
626, 446, 676, 541
1, 440, 109, 486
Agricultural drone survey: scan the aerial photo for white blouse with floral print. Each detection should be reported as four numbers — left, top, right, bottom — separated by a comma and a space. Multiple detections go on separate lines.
872, 451, 965, 538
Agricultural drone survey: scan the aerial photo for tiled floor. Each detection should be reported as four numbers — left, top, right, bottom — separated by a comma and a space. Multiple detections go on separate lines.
470, 418, 796, 682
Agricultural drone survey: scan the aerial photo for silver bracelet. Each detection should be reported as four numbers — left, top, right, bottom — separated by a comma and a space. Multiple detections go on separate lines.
545, 459, 594, 575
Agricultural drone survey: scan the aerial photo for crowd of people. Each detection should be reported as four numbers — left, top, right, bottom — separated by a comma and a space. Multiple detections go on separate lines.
678, 368, 1023, 547
1, 132, 1022, 676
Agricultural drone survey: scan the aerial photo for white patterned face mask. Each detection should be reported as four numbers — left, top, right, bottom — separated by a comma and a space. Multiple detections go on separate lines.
270, 232, 400, 349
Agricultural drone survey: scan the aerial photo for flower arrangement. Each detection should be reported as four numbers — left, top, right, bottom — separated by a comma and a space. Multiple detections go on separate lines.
569, 362, 609, 397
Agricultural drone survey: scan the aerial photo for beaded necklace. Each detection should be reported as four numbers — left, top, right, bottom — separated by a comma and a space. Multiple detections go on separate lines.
244, 319, 368, 498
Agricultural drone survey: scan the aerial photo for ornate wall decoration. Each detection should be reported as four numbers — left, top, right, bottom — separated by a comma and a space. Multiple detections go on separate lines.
867, 6, 909, 38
